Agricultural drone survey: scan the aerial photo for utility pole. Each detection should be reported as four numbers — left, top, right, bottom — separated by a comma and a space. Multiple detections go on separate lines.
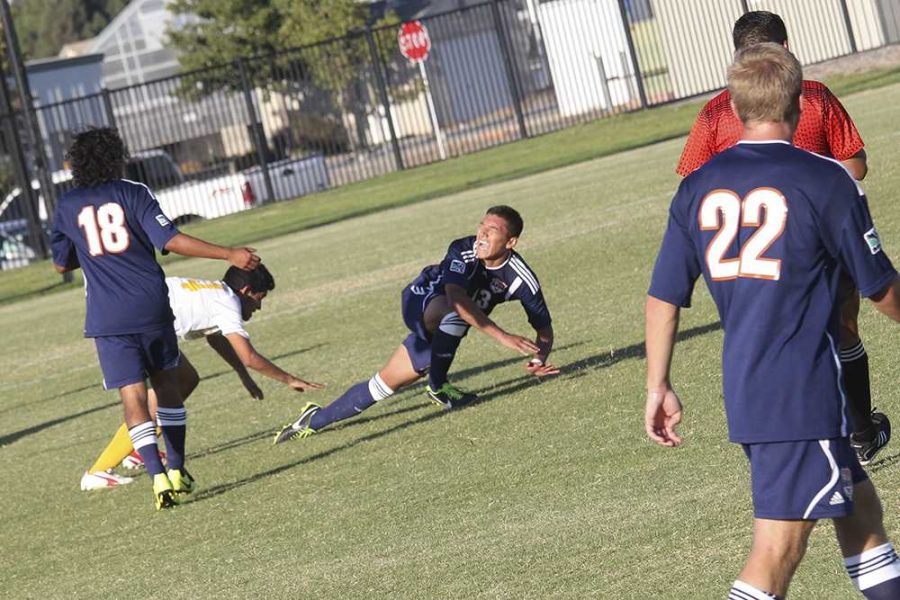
0, 0, 57, 250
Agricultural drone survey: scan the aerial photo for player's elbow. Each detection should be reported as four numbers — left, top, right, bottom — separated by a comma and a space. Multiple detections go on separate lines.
53, 263, 70, 274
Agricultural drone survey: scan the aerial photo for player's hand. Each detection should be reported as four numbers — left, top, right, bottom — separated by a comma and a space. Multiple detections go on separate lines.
287, 377, 325, 392
498, 333, 540, 355
243, 378, 264, 400
227, 247, 260, 270
525, 359, 559, 379
645, 386, 683, 447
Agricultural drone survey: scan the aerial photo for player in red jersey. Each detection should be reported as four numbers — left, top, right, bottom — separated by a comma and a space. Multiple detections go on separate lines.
676, 12, 888, 466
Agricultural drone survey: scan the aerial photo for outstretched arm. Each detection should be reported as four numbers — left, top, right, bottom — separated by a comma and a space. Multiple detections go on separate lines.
225, 333, 324, 392
644, 295, 683, 447
206, 333, 264, 399
444, 283, 539, 355
164, 232, 260, 270
525, 325, 559, 378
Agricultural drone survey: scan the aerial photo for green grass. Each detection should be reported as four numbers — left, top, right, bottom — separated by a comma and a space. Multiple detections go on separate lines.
3, 82, 900, 598
7, 62, 900, 306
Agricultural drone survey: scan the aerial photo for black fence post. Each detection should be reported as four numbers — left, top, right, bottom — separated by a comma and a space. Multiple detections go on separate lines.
739, 0, 750, 14
101, 88, 117, 129
237, 58, 275, 204
838, 0, 859, 53
490, 0, 528, 139
0, 72, 46, 259
365, 28, 404, 171
616, 0, 649, 110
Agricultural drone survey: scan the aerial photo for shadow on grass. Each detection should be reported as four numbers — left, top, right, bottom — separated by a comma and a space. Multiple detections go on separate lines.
0, 400, 119, 447
183, 325, 722, 503
185, 373, 538, 504
866, 450, 900, 474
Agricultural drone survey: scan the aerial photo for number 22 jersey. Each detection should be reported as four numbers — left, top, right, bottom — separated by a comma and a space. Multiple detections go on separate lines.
649, 141, 896, 443
50, 179, 179, 337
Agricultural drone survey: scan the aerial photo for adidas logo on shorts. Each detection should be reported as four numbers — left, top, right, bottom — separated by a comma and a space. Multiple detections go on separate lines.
829, 491, 846, 506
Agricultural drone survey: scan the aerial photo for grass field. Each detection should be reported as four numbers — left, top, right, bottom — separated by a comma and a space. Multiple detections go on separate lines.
3, 82, 900, 598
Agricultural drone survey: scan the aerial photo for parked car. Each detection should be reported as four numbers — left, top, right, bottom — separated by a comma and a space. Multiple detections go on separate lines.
0, 219, 40, 271
241, 153, 330, 203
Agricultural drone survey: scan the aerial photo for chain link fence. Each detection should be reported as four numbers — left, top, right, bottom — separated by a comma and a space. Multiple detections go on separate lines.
1, 0, 898, 270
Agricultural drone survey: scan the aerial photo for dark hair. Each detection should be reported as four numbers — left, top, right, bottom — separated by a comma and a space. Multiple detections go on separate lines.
223, 263, 275, 294
732, 11, 788, 50
67, 127, 129, 188
486, 205, 523, 238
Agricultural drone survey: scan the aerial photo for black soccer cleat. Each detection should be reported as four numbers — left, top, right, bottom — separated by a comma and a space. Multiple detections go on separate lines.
851, 411, 891, 466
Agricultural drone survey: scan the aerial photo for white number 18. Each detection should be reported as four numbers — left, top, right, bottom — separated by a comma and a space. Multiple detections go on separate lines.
77, 203, 131, 256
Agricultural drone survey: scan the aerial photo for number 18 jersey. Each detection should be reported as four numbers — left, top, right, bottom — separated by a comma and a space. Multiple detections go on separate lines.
51, 179, 179, 337
649, 140, 896, 443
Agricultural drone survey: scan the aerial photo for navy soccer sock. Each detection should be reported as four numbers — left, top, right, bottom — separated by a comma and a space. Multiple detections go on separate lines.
427, 313, 468, 390
128, 421, 166, 476
310, 374, 394, 430
156, 406, 187, 470
845, 542, 900, 599
842, 341, 874, 439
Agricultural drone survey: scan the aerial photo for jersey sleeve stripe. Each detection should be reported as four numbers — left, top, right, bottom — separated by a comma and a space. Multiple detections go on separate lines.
510, 257, 539, 293
506, 277, 523, 299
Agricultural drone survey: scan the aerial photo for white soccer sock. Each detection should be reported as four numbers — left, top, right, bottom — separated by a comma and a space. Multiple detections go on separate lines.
728, 580, 778, 600
845, 542, 900, 591
367, 373, 394, 402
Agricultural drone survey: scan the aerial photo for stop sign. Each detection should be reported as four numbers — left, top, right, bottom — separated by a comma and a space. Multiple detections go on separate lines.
398, 21, 431, 63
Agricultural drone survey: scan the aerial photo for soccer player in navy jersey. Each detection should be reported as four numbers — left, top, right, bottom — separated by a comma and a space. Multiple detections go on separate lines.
50, 127, 261, 510
273, 205, 557, 444
646, 45, 900, 599
678, 10, 888, 467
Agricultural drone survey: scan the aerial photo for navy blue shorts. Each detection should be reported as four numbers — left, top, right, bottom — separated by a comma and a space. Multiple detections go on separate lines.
742, 437, 868, 520
400, 284, 436, 373
94, 326, 181, 389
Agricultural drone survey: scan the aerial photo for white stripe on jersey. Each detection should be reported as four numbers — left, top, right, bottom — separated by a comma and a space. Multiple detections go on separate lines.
510, 256, 539, 294
506, 277, 523, 300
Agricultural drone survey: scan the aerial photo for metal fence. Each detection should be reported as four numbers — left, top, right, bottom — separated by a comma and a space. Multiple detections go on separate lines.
2, 0, 899, 271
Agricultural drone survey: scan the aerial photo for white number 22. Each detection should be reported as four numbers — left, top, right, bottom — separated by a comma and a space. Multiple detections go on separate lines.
77, 203, 130, 256
699, 188, 787, 281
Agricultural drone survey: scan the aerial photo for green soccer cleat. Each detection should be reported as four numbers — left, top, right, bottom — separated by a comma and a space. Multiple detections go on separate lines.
167, 467, 195, 496
273, 402, 321, 445
425, 382, 477, 410
152, 473, 178, 511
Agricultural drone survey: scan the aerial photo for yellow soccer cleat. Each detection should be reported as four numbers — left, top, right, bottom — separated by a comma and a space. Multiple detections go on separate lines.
152, 473, 178, 511
167, 468, 195, 496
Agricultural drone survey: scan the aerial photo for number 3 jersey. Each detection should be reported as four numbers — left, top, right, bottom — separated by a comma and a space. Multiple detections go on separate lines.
50, 179, 179, 337
649, 140, 896, 443
409, 235, 552, 330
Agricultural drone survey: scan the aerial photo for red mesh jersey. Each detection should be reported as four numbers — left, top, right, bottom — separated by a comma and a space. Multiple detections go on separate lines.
676, 80, 864, 176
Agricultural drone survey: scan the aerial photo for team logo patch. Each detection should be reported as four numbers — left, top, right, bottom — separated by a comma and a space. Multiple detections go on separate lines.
841, 467, 854, 499
864, 227, 882, 255
155, 214, 171, 227
490, 278, 507, 294
449, 259, 466, 274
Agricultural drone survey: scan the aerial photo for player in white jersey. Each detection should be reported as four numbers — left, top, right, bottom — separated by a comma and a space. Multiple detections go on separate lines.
80, 264, 324, 490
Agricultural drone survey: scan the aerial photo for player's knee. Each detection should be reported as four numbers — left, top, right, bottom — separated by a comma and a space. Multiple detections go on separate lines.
438, 312, 469, 337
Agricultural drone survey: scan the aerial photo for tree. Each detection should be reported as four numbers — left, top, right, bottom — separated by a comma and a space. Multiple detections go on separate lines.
12, 0, 128, 60
167, 0, 396, 151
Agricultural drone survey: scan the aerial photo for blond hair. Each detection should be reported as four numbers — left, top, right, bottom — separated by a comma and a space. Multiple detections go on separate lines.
727, 42, 802, 124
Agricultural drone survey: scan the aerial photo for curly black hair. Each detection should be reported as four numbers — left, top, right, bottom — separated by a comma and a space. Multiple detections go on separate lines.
223, 263, 275, 294
66, 127, 129, 188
